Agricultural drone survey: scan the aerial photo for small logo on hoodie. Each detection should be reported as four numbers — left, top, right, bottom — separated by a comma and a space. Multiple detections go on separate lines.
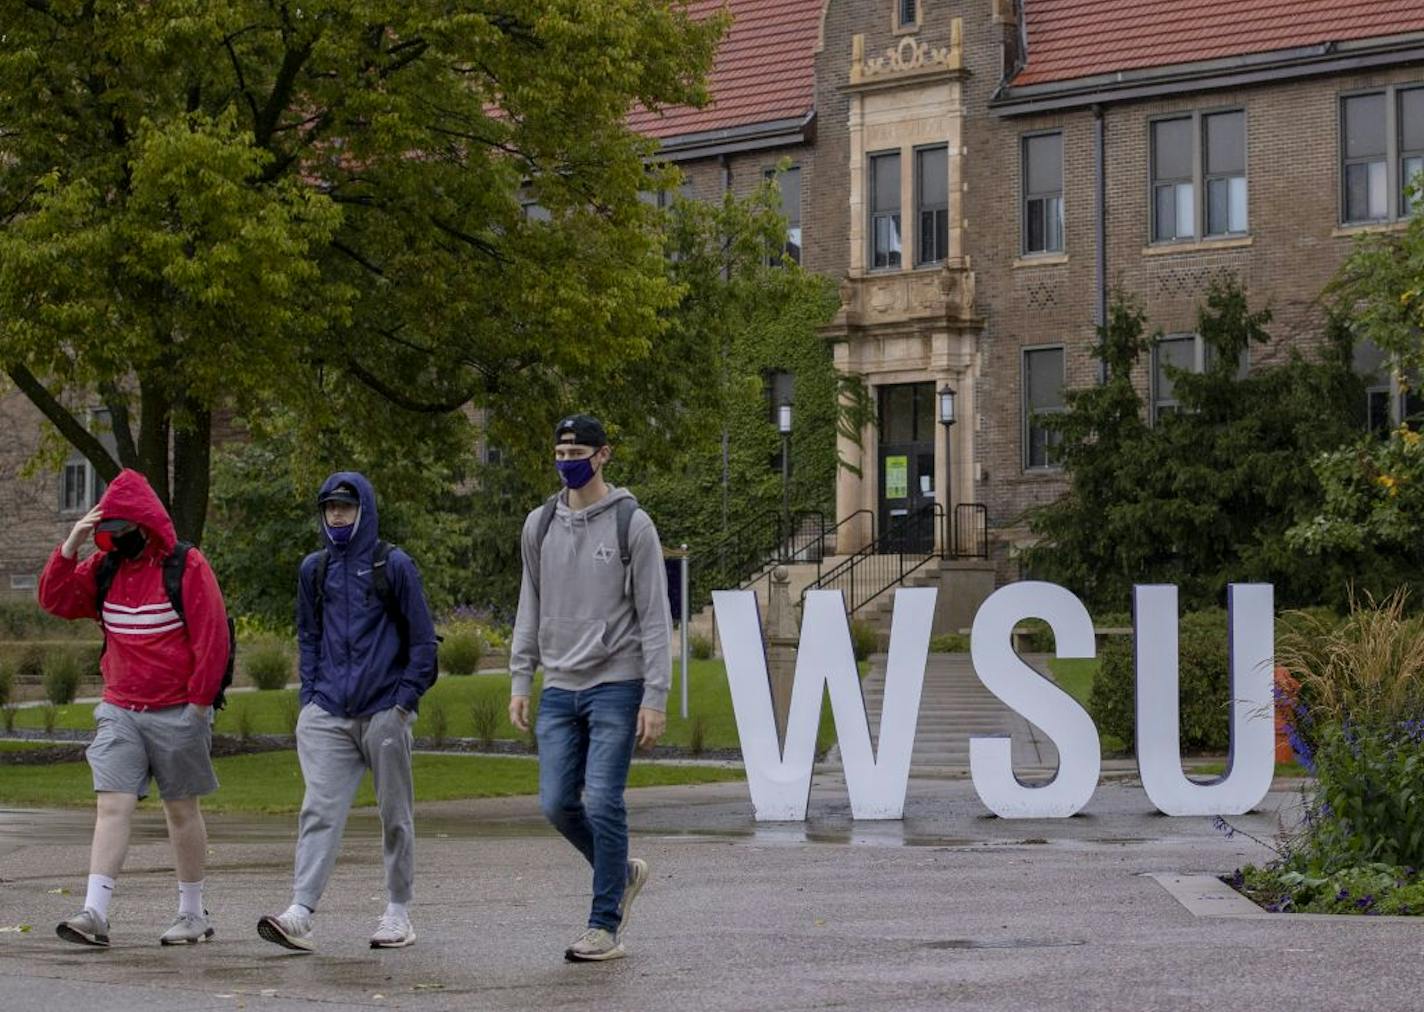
592, 543, 615, 564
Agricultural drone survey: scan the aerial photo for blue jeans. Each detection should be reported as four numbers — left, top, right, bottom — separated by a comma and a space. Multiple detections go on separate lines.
536, 680, 642, 932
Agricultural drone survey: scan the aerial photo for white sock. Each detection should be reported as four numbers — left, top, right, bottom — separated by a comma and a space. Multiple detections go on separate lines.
385, 901, 409, 921
178, 880, 204, 917
285, 902, 313, 924
85, 874, 115, 920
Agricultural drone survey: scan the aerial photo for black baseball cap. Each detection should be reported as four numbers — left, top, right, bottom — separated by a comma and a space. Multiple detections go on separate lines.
554, 414, 608, 448
318, 483, 360, 506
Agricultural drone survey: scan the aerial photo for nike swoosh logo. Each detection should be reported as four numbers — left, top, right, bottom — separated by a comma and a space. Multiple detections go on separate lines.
357, 568, 372, 576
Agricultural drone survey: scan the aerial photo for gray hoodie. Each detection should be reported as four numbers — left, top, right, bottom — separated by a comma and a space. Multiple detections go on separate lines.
509, 487, 671, 711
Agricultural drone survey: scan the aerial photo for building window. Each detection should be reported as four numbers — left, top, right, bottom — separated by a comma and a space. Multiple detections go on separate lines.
1343, 93, 1389, 223
1402, 88, 1424, 214
1151, 111, 1248, 242
1204, 111, 1247, 236
60, 460, 94, 514
1022, 132, 1063, 254
1023, 346, 1065, 470
1152, 118, 1196, 242
870, 152, 902, 270
897, 0, 918, 30
1152, 335, 1198, 419
1354, 337, 1423, 431
915, 146, 948, 265
766, 166, 802, 266
9, 574, 37, 592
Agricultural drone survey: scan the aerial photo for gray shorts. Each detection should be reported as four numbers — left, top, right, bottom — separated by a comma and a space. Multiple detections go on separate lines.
87, 702, 219, 801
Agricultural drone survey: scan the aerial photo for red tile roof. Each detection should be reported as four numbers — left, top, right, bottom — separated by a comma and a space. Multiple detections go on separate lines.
627, 0, 823, 141
1013, 0, 1424, 88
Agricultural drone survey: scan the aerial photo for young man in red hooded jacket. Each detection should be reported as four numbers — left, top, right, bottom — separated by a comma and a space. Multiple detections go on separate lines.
39, 469, 231, 947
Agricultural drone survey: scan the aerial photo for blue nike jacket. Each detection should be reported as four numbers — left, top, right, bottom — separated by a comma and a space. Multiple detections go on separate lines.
296, 471, 438, 718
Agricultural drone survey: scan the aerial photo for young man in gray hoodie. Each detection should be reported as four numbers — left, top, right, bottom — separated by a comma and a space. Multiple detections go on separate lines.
508, 414, 671, 962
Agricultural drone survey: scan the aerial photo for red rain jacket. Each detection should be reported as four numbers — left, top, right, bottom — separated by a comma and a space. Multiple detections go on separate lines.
39, 469, 230, 710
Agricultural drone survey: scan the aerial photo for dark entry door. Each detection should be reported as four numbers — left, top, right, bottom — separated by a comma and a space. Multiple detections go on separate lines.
878, 382, 937, 552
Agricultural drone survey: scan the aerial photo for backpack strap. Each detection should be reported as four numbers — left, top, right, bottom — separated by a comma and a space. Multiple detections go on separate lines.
529, 493, 561, 597
163, 542, 192, 620
616, 498, 638, 597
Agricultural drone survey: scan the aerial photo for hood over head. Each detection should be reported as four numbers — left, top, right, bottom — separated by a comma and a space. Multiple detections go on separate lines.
96, 469, 177, 555
317, 471, 379, 553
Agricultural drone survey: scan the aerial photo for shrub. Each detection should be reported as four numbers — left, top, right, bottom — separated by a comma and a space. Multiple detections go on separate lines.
1090, 610, 1230, 753
470, 695, 501, 746
438, 624, 484, 675
17, 643, 45, 679
243, 637, 294, 691
425, 701, 449, 746
688, 715, 707, 755
849, 620, 882, 662
929, 633, 970, 652
0, 659, 13, 708
0, 598, 72, 639
41, 703, 58, 734
0, 704, 16, 732
690, 633, 714, 661
232, 702, 255, 741
280, 695, 301, 736
1273, 592, 1424, 871
43, 649, 83, 706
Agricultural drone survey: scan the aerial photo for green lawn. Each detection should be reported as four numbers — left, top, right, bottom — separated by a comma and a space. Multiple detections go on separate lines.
1047, 657, 1097, 708
6, 660, 839, 751
0, 749, 745, 814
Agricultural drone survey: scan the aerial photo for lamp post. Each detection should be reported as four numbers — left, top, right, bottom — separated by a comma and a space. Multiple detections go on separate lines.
938, 384, 956, 556
778, 399, 793, 557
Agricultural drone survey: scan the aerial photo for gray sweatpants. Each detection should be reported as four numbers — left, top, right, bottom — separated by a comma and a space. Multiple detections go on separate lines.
292, 703, 415, 912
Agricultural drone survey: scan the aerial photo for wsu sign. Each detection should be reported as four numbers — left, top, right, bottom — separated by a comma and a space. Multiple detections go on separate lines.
713, 582, 1275, 821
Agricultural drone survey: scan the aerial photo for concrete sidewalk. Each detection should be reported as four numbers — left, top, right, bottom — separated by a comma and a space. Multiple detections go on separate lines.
0, 775, 1418, 1011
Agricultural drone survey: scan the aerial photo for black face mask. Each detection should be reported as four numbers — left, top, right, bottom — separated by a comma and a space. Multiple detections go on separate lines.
113, 527, 147, 560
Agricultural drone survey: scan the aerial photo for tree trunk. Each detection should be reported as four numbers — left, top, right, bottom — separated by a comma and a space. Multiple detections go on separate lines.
171, 406, 211, 546
137, 376, 171, 510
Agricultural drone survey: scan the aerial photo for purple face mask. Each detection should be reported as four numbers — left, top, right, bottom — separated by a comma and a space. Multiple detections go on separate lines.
327, 523, 355, 545
556, 456, 597, 490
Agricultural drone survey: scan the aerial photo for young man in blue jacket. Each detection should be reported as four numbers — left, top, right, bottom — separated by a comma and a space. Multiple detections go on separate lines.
258, 472, 437, 952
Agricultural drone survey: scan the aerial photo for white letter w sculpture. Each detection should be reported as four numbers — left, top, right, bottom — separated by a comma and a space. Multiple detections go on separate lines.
714, 588, 935, 820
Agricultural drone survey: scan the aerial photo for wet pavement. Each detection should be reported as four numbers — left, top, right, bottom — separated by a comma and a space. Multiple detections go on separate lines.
0, 774, 1421, 1010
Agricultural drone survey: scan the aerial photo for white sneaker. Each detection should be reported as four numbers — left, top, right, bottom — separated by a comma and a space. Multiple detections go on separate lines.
159, 910, 214, 945
257, 905, 314, 952
56, 907, 110, 947
369, 911, 415, 949
565, 927, 625, 962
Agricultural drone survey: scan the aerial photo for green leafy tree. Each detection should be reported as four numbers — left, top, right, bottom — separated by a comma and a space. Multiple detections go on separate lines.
1026, 277, 1364, 611
0, 0, 725, 543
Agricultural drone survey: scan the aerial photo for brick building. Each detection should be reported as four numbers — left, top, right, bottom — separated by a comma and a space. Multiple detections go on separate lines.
6, 0, 1424, 598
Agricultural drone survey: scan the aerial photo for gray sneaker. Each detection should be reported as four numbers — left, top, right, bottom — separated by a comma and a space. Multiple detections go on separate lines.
369, 911, 416, 949
617, 858, 649, 940
564, 927, 625, 962
257, 905, 315, 952
159, 911, 214, 945
56, 908, 110, 947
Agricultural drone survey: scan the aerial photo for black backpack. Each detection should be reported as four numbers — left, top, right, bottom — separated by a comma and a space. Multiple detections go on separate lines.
311, 540, 416, 661
530, 494, 639, 596
95, 543, 239, 710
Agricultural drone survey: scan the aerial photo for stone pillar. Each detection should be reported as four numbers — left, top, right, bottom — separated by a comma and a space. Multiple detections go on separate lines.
934, 559, 998, 637
765, 566, 800, 742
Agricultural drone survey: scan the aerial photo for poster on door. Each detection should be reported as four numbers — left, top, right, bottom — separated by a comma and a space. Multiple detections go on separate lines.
885, 455, 908, 499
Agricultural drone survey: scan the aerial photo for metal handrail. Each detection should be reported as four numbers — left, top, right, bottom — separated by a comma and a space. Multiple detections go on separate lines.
803, 503, 945, 616
951, 503, 989, 560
